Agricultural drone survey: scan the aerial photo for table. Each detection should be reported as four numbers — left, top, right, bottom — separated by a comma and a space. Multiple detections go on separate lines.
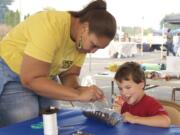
0, 109, 180, 135
109, 41, 137, 58
94, 72, 180, 101
94, 72, 116, 103
94, 72, 180, 87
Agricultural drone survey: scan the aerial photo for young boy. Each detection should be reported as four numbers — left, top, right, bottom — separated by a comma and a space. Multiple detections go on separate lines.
114, 62, 171, 128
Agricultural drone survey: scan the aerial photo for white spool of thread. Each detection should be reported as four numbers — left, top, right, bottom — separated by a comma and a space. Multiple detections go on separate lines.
42, 106, 58, 135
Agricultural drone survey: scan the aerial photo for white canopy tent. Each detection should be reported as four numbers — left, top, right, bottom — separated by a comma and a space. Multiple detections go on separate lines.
164, 14, 180, 25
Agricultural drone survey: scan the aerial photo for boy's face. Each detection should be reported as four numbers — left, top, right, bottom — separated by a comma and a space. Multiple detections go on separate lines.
116, 78, 145, 105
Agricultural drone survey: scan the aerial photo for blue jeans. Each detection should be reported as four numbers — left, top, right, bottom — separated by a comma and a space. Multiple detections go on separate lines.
0, 58, 61, 127
166, 42, 175, 56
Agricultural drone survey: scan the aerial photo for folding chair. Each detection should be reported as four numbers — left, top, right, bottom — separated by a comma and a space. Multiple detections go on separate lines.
159, 99, 180, 126
166, 56, 180, 102
171, 88, 180, 102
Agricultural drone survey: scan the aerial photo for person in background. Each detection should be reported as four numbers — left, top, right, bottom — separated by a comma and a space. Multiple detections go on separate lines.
165, 28, 175, 56
113, 62, 170, 128
174, 33, 180, 56
0, 0, 116, 127
122, 33, 130, 42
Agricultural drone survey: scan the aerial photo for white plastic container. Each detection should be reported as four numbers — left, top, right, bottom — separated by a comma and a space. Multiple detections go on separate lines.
42, 107, 58, 135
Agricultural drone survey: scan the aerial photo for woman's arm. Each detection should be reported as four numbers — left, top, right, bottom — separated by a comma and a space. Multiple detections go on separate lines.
59, 65, 81, 88
122, 112, 171, 128
20, 54, 104, 102
59, 65, 105, 101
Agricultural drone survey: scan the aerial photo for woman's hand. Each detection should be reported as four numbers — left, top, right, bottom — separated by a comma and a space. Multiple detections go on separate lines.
77, 85, 105, 102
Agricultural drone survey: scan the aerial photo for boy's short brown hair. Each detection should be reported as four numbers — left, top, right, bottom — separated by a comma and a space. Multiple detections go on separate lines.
114, 62, 145, 85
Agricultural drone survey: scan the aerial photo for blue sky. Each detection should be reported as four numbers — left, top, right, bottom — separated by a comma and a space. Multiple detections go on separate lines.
10, 0, 180, 29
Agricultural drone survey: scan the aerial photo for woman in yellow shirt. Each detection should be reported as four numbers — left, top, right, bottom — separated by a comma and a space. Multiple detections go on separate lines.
0, 0, 116, 127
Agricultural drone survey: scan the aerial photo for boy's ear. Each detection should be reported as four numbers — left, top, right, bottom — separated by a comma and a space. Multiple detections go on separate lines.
139, 82, 145, 89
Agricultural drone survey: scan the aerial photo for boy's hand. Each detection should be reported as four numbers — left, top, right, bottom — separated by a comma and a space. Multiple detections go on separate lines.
112, 102, 121, 112
122, 112, 137, 124
112, 95, 124, 113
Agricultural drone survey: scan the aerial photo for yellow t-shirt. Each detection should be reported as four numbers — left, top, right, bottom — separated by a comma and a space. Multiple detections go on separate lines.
0, 11, 86, 77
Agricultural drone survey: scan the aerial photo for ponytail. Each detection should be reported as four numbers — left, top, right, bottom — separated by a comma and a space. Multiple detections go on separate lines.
70, 0, 106, 17
69, 0, 116, 39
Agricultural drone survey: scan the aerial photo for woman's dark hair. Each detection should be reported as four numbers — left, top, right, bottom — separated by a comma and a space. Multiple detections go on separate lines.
114, 62, 146, 88
69, 0, 116, 39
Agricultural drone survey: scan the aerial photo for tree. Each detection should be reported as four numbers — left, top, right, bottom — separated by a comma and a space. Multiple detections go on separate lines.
0, 0, 14, 24
43, 6, 56, 11
144, 28, 153, 35
5, 10, 20, 26
121, 26, 152, 36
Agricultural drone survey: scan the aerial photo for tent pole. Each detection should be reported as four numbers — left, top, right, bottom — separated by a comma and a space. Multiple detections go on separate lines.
141, 17, 144, 56
160, 24, 165, 62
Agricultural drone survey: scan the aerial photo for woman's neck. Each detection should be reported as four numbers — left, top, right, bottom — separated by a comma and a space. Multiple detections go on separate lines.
70, 16, 80, 42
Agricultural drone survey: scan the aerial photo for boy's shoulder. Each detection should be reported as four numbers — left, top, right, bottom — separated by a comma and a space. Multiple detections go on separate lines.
141, 94, 161, 106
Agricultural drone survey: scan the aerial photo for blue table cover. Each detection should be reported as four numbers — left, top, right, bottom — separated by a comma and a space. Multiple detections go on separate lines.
0, 109, 180, 135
